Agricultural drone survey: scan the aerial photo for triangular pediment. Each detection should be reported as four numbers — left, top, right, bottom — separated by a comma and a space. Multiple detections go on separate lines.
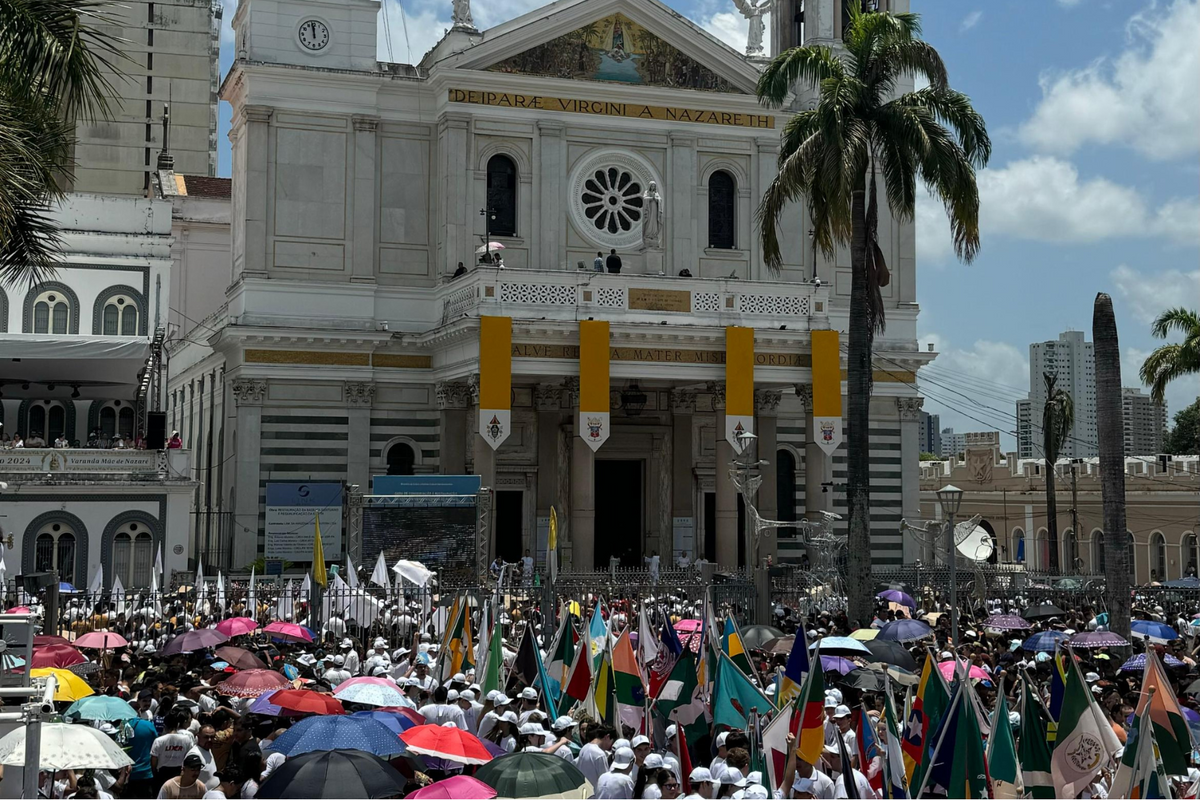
429, 0, 760, 95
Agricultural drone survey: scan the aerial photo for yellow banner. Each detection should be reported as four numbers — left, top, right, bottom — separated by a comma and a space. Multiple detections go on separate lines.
479, 316, 512, 410
579, 321, 610, 413
725, 327, 754, 417
810, 330, 842, 417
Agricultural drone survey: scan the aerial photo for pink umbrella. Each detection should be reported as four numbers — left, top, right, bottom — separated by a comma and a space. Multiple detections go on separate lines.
216, 669, 291, 698
262, 622, 314, 643
337, 676, 397, 691
7, 607, 30, 614
674, 619, 702, 632
937, 660, 991, 682
216, 617, 259, 637
408, 775, 497, 799
73, 631, 129, 650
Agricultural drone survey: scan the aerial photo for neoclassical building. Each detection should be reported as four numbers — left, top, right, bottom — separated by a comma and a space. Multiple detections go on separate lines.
166, 0, 930, 574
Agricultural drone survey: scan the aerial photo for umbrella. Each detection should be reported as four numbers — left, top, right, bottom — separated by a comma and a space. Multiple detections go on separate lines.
862, 639, 918, 671
214, 646, 268, 671
161, 628, 229, 655
758, 636, 797, 655
820, 656, 858, 675
335, 678, 410, 708
475, 751, 587, 798
674, 619, 702, 633
272, 689, 346, 716
249, 690, 304, 717
31, 644, 87, 669
741, 624, 786, 651
409, 775, 497, 799
34, 635, 70, 647
1053, 577, 1084, 590
0, 723, 133, 770
266, 715, 406, 758
217, 669, 291, 698
1022, 631, 1068, 652
475, 242, 506, 254
983, 614, 1031, 632
808, 637, 872, 657
351, 709, 419, 735
401, 724, 492, 765
838, 669, 885, 691
1023, 603, 1066, 620
1130, 620, 1179, 642
938, 660, 991, 683
1120, 653, 1185, 673
849, 629, 879, 641
876, 619, 933, 643
73, 631, 129, 650
263, 621, 314, 643
255, 749, 407, 799
876, 590, 916, 608
31, 668, 94, 701
216, 617, 260, 637
64, 695, 137, 721
864, 662, 919, 687
1067, 631, 1129, 649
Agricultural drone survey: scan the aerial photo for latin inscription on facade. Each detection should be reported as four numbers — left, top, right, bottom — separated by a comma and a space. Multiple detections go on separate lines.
627, 288, 691, 313
448, 89, 774, 129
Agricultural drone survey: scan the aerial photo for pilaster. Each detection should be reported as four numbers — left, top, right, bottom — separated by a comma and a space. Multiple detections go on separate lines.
708, 381, 737, 568
439, 113, 473, 276
756, 389, 783, 562
230, 378, 266, 567
344, 382, 374, 496
236, 106, 272, 279
436, 381, 470, 475
534, 383, 565, 551
350, 115, 379, 284
566, 377, 594, 570
668, 133, 697, 276
797, 383, 833, 519
897, 396, 923, 563
536, 121, 565, 270
671, 389, 696, 563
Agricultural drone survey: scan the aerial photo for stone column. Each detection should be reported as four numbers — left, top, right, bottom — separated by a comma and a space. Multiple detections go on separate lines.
566, 378, 595, 571
756, 389, 783, 563
536, 121, 565, 270
534, 383, 564, 558
671, 389, 696, 563
436, 382, 470, 475
235, 105, 272, 280
798, 384, 833, 517
468, 376, 496, 559
709, 382, 738, 569
438, 113, 472, 275
668, 133, 697, 276
897, 397, 924, 563
350, 115, 379, 283
230, 378, 266, 568
344, 382, 374, 497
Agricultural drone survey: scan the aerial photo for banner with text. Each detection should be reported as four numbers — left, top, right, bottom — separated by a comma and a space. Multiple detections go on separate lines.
810, 330, 843, 455
578, 320, 611, 451
479, 316, 512, 450
725, 326, 754, 451
265, 482, 344, 561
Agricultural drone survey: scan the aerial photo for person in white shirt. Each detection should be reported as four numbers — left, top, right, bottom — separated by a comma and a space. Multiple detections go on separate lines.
595, 747, 637, 799
409, 662, 438, 694
644, 551, 661, 583
708, 731, 730, 783
364, 638, 391, 674
187, 725, 220, 789
150, 708, 196, 781
683, 767, 720, 799
575, 724, 615, 790
521, 550, 535, 587
477, 694, 510, 741
321, 654, 351, 688
516, 687, 542, 725
548, 716, 577, 760
457, 689, 481, 733
419, 687, 468, 729
831, 706, 857, 766
340, 639, 360, 675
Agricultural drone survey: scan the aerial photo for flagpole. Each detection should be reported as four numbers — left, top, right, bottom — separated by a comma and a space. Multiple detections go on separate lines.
912, 675, 966, 800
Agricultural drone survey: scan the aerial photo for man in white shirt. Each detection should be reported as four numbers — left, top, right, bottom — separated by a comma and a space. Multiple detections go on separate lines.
340, 639, 360, 676
419, 686, 468, 729
709, 731, 730, 782
548, 716, 577, 760
516, 687, 542, 725
522, 550, 535, 587
410, 662, 438, 694
477, 694, 509, 741
457, 689, 482, 733
595, 747, 636, 799
831, 705, 857, 766
575, 724, 615, 791
321, 654, 351, 688
187, 725, 219, 790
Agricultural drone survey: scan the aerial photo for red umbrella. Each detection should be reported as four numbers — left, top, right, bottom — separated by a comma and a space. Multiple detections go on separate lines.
73, 631, 129, 650
400, 724, 492, 765
34, 635, 70, 648
31, 644, 87, 669
216, 617, 259, 637
271, 689, 346, 716
262, 622, 313, 643
216, 669, 291, 698
213, 646, 267, 671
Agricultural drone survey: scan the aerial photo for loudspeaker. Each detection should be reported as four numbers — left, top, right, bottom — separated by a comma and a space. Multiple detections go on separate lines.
146, 411, 166, 449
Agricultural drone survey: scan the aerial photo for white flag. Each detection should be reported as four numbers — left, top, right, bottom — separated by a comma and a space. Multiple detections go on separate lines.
151, 570, 162, 618
301, 571, 312, 600
247, 567, 257, 619
195, 558, 207, 599
345, 556, 359, 590
216, 571, 226, 609
111, 574, 126, 615
88, 565, 104, 595
637, 604, 660, 669
370, 552, 390, 588
276, 578, 295, 621
154, 544, 163, 579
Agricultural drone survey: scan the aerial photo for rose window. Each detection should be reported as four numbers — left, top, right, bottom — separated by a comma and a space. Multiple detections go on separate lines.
581, 167, 644, 235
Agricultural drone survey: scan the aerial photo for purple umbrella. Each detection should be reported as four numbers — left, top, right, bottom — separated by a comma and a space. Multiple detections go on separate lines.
1067, 631, 1129, 649
984, 614, 1032, 632
876, 590, 915, 608
160, 628, 230, 655
876, 619, 933, 643
820, 655, 858, 675
249, 689, 304, 717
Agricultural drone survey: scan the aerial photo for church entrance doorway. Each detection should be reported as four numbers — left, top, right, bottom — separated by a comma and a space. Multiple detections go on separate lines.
495, 490, 523, 563
595, 460, 643, 568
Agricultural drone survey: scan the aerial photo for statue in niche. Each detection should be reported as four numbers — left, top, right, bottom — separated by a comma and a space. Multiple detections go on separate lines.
641, 181, 663, 250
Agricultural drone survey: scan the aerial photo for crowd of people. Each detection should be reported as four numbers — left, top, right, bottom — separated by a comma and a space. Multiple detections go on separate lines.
0, 424, 183, 450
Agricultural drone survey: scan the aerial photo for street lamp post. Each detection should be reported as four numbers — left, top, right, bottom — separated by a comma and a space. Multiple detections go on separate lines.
936, 484, 964, 647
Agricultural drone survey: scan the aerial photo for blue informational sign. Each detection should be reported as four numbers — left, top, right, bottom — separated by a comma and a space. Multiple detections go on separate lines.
264, 482, 344, 560
371, 475, 482, 496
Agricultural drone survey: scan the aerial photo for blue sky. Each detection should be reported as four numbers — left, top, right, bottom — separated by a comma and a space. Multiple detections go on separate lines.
214, 0, 1200, 447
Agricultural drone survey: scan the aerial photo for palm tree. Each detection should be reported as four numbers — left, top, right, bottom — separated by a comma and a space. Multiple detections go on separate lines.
755, 5, 989, 624
1040, 373, 1073, 574
1094, 293, 1130, 643
1140, 307, 1200, 403
0, 0, 123, 287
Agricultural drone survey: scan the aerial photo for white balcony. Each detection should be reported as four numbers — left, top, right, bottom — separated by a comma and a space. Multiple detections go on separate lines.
0, 448, 191, 482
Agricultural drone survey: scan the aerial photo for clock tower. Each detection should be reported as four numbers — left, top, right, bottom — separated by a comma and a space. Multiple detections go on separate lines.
230, 0, 380, 71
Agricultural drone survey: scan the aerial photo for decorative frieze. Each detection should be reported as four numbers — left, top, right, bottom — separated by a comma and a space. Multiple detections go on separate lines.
343, 382, 376, 407
670, 388, 697, 415
436, 382, 471, 410
896, 396, 923, 421
230, 379, 267, 406
755, 389, 783, 416
533, 383, 563, 412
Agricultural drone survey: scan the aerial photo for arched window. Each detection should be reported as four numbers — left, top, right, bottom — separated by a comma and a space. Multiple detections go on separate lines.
1035, 528, 1050, 571
1151, 532, 1166, 581
1092, 530, 1105, 573
708, 170, 736, 249
1185, 533, 1198, 578
27, 402, 66, 442
33, 521, 78, 586
1064, 529, 1078, 573
29, 405, 45, 439
113, 533, 131, 587
133, 532, 153, 587
118, 407, 134, 439
776, 449, 796, 522
100, 406, 116, 438
1012, 528, 1025, 563
32, 290, 70, 334
386, 443, 416, 476
486, 155, 517, 237
101, 295, 138, 335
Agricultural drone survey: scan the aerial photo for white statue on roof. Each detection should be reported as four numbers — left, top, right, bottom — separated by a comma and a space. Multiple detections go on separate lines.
733, 0, 771, 57
451, 0, 475, 31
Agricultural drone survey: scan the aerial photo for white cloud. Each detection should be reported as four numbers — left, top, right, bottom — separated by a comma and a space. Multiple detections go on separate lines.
1019, 0, 1200, 160
1110, 264, 1200, 324
916, 332, 1029, 448
699, 11, 748, 52
917, 156, 1200, 264
960, 10, 983, 32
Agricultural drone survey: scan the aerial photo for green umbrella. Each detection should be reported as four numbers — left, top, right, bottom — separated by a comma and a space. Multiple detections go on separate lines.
475, 752, 588, 798
64, 695, 137, 721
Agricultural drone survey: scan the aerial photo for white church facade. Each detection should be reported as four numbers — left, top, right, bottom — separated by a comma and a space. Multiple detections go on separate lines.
166, 0, 931, 574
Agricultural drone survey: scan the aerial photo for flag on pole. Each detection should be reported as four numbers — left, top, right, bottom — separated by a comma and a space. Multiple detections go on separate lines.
611, 629, 646, 706
880, 681, 908, 799
762, 702, 797, 795
370, 552, 389, 588
111, 574, 126, 615
345, 556, 359, 589
655, 651, 708, 743
713, 650, 772, 730
856, 704, 882, 794
215, 571, 226, 608
593, 648, 617, 727
1052, 651, 1119, 798
88, 565, 104, 595
543, 610, 574, 708
836, 714, 862, 799
276, 578, 294, 621
446, 597, 474, 678
792, 643, 827, 768
1129, 649, 1194, 776
637, 605, 660, 674
312, 516, 328, 587
903, 650, 949, 791
987, 686, 1023, 799
1019, 674, 1056, 799
560, 631, 593, 715
588, 602, 608, 670
154, 544, 163, 580
721, 616, 754, 677
1048, 651, 1067, 723
777, 627, 810, 707
247, 567, 257, 619
481, 619, 504, 696
548, 506, 558, 585
513, 622, 542, 689
195, 558, 206, 599
1112, 699, 1172, 799
923, 681, 989, 799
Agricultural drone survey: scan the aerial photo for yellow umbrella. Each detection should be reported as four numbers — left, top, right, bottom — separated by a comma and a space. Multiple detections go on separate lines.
849, 629, 879, 641
31, 668, 95, 702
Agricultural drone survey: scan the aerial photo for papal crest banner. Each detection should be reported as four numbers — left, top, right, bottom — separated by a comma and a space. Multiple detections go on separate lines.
479, 316, 512, 450
725, 326, 754, 452
810, 329, 842, 455
578, 320, 610, 451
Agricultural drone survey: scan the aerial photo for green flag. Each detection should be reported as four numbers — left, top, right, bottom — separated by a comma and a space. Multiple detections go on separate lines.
1018, 676, 1056, 799
923, 681, 989, 799
713, 650, 772, 730
656, 651, 708, 743
1051, 657, 1117, 798
987, 686, 1022, 798
481, 621, 504, 696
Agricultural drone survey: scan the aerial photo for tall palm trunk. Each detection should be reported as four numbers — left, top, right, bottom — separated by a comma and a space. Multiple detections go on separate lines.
1045, 466, 1060, 573
1094, 293, 1130, 643
845, 173, 873, 627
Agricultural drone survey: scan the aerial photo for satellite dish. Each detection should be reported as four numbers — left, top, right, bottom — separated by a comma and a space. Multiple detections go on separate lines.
955, 522, 994, 561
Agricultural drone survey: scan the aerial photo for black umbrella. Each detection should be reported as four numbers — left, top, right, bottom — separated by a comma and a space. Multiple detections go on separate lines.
839, 669, 886, 691
255, 749, 407, 798
1022, 603, 1066, 620
862, 639, 918, 671
741, 624, 786, 651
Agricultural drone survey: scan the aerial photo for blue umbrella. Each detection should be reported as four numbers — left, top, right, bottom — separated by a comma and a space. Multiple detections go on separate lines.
59, 582, 79, 593
1131, 619, 1178, 642
265, 715, 407, 759
351, 710, 418, 736
1022, 630, 1068, 652
1119, 653, 1184, 673
807, 636, 872, 656
64, 695, 138, 721
876, 619, 933, 643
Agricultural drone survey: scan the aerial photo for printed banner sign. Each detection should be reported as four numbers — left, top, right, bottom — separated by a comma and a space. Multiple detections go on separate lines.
479, 316, 512, 450
811, 329, 843, 455
725, 326, 754, 451
265, 482, 344, 561
578, 320, 611, 451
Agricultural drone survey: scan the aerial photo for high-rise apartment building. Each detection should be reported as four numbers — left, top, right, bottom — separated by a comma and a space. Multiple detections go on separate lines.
1016, 398, 1033, 458
71, 0, 221, 195
1016, 331, 1098, 459
919, 410, 941, 456
1122, 388, 1167, 456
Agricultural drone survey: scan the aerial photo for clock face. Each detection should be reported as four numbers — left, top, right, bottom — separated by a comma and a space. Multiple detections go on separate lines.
298, 19, 329, 51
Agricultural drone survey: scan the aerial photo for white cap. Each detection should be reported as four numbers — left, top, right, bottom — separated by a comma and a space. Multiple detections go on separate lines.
501, 710, 519, 724
715, 731, 729, 748
690, 767, 714, 783
723, 768, 747, 787
452, 672, 467, 682
460, 689, 476, 702
824, 696, 839, 709
1085, 671, 1100, 683
631, 734, 651, 748
644, 753, 664, 769
519, 722, 547, 737
373, 637, 386, 648
612, 747, 635, 769
744, 785, 770, 799
332, 655, 344, 666
665, 723, 677, 740
495, 695, 511, 706
552, 715, 577, 731
485, 690, 502, 703
340, 638, 352, 649
446, 689, 460, 702
614, 738, 631, 751
520, 687, 538, 700
827, 689, 843, 703
833, 704, 851, 719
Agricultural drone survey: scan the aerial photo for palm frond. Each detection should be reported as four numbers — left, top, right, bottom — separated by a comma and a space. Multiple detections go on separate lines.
888, 87, 991, 168
1139, 343, 1200, 405
1149, 307, 1200, 340
874, 39, 948, 94
756, 46, 843, 108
